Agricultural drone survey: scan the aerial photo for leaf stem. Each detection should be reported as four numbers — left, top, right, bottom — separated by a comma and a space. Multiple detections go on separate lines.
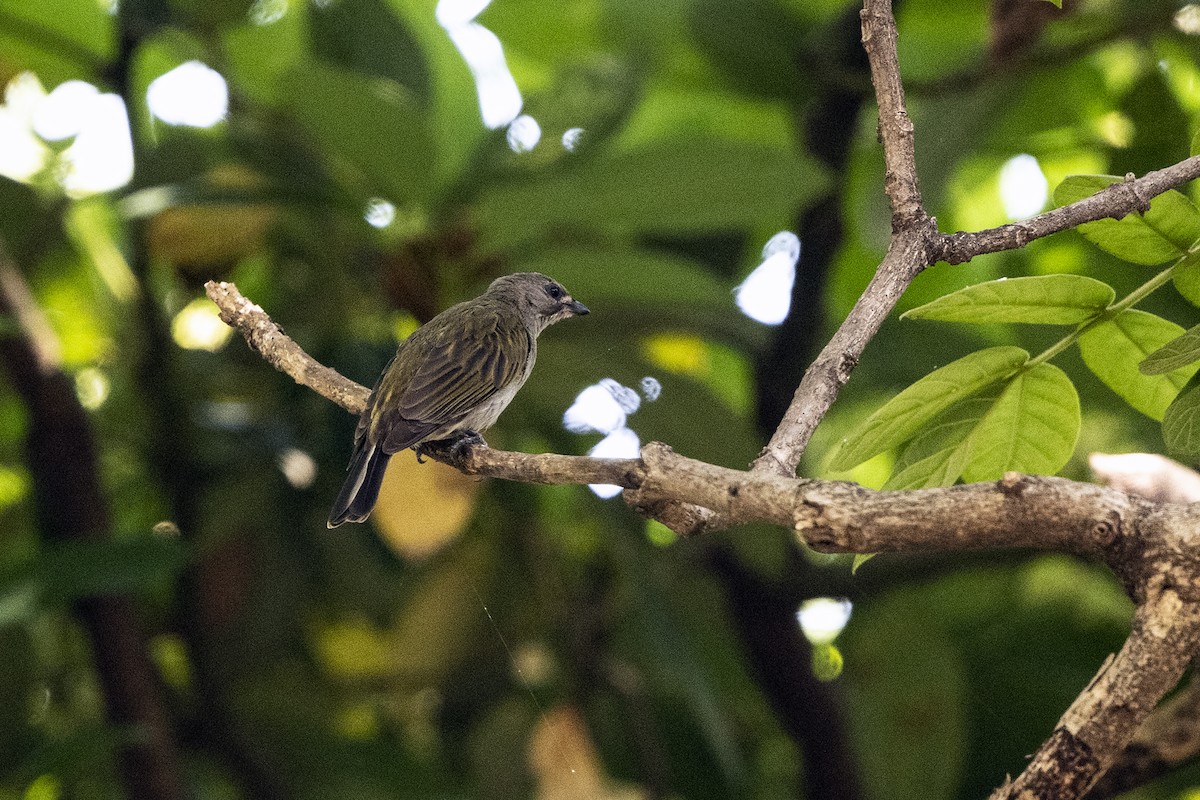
1024, 260, 1183, 369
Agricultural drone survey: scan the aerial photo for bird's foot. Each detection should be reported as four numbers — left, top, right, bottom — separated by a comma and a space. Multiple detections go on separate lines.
415, 430, 487, 467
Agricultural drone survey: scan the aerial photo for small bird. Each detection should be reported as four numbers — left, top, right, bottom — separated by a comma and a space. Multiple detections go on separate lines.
328, 272, 589, 527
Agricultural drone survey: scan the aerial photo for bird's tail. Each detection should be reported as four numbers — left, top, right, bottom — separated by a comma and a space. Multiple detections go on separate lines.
327, 443, 391, 528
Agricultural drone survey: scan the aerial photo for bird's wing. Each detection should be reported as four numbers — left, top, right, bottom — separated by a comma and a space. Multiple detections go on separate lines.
377, 307, 531, 453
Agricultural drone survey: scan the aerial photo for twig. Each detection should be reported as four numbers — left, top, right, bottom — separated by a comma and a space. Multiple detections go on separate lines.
939, 159, 1200, 264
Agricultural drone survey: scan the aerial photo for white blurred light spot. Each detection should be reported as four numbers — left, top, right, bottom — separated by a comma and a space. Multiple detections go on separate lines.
796, 597, 853, 645
250, 0, 288, 25
439, 6, 523, 130
762, 230, 801, 262
0, 73, 49, 182
588, 427, 640, 499
998, 153, 1048, 221
364, 198, 396, 228
506, 114, 541, 153
564, 383, 626, 435
171, 298, 234, 351
1177, 4, 1200, 34
62, 93, 135, 195
736, 231, 801, 326
640, 376, 661, 402
33, 80, 100, 140
278, 448, 318, 489
601, 377, 640, 415
562, 127, 584, 152
147, 61, 229, 127
75, 367, 110, 410
564, 378, 642, 434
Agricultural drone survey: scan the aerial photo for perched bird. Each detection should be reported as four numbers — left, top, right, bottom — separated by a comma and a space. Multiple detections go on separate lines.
328, 272, 588, 527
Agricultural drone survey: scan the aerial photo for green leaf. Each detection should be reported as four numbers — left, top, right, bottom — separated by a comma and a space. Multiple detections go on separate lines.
1163, 371, 1200, 458
1173, 247, 1200, 306
310, 0, 431, 105
1042, 0, 1063, 7
844, 594, 968, 800
811, 643, 845, 682
829, 347, 1029, 471
281, 61, 434, 205
902, 275, 1114, 325
473, 137, 828, 250
0, 0, 114, 85
884, 395, 998, 490
688, 0, 810, 100
851, 553, 876, 574
223, 4, 308, 106
1053, 175, 1200, 265
961, 363, 1080, 482
1078, 310, 1199, 420
1140, 323, 1200, 375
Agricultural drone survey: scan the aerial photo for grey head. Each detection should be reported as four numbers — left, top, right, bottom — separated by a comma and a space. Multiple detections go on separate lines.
487, 272, 589, 333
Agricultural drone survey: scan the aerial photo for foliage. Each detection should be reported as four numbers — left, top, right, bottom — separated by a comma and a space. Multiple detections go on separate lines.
0, 0, 1196, 798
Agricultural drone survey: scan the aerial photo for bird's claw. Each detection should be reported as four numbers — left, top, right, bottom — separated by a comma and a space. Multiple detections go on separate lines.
414, 430, 486, 467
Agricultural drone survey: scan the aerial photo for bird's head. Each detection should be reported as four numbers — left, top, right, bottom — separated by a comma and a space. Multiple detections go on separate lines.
489, 272, 589, 331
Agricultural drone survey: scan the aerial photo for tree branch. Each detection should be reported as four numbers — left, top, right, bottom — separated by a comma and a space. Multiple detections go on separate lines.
751, 0, 934, 477
749, 2, 1200, 480
938, 159, 1200, 265
209, 274, 1200, 798
0, 241, 184, 800
993, 590, 1200, 799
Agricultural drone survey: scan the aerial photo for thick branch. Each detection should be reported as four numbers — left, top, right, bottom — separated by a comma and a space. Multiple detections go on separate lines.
1084, 454, 1200, 798
992, 590, 1200, 799
212, 277, 1200, 800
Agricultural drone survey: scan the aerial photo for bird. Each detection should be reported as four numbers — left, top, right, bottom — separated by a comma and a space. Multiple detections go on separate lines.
328, 272, 589, 527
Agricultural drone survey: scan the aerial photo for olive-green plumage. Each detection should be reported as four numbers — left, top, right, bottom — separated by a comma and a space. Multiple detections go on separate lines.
328, 273, 588, 527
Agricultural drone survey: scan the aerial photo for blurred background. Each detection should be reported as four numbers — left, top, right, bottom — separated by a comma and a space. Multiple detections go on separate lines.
0, 0, 1198, 797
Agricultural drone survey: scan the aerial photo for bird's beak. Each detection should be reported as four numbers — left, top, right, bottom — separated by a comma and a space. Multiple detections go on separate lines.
567, 299, 589, 315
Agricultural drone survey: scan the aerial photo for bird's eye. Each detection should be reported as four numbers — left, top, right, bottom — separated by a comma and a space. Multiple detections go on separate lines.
545, 284, 564, 300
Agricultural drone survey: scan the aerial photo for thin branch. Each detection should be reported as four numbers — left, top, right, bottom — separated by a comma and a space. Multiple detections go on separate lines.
206, 281, 369, 414
859, 0, 924, 226
206, 280, 642, 489
938, 158, 1200, 265
751, 0, 934, 477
